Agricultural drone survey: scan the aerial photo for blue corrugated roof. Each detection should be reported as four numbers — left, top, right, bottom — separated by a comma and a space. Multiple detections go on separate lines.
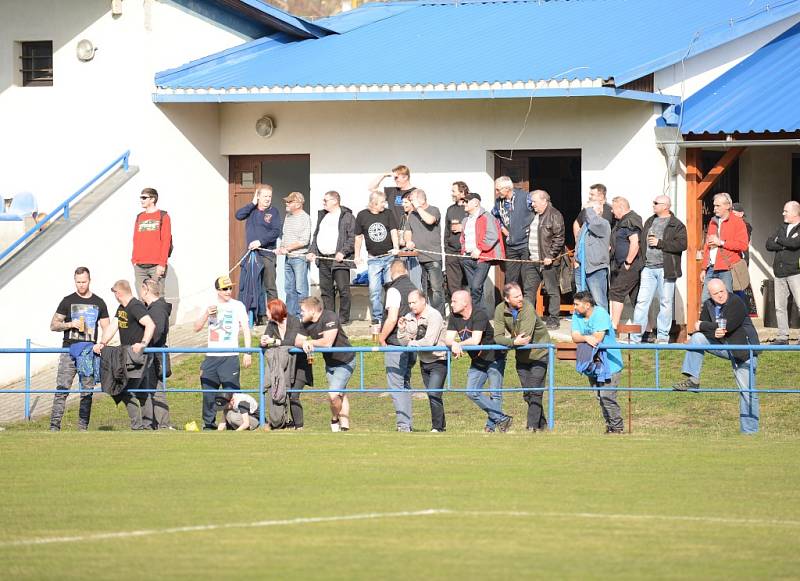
155, 0, 800, 102
672, 21, 800, 135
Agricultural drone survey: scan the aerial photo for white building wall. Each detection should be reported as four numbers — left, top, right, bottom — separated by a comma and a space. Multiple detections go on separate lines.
0, 0, 245, 383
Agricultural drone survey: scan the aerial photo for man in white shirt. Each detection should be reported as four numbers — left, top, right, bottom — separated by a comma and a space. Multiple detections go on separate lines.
194, 275, 252, 430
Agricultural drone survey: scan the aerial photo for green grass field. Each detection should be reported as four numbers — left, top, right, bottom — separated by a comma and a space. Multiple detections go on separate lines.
1, 346, 799, 579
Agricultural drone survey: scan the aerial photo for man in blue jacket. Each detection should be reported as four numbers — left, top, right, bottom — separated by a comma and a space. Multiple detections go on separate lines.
235, 185, 282, 303
571, 290, 624, 434
492, 176, 533, 289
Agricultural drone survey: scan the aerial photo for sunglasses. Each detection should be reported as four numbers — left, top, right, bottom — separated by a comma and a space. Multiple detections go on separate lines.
139, 196, 152, 200
219, 287, 233, 291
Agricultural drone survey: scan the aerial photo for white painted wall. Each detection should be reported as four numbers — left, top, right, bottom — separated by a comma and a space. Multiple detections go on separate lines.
221, 96, 667, 230
0, 0, 245, 383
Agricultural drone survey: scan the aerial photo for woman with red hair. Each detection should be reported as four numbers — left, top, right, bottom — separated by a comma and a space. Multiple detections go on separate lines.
261, 298, 313, 428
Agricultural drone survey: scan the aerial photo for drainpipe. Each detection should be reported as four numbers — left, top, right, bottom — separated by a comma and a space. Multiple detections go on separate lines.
654, 125, 681, 211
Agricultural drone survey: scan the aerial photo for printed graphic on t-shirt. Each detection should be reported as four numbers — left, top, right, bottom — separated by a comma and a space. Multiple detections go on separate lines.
67, 304, 100, 342
209, 308, 235, 344
368, 221, 388, 243
118, 308, 129, 329
138, 218, 161, 233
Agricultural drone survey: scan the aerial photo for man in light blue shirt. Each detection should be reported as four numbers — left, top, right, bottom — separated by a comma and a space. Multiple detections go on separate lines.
571, 290, 624, 433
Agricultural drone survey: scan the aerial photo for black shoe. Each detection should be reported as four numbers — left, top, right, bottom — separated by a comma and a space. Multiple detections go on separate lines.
546, 317, 560, 330
605, 427, 624, 434
202, 424, 218, 431
672, 377, 699, 392
772, 339, 789, 345
496, 416, 513, 433
49, 426, 60, 432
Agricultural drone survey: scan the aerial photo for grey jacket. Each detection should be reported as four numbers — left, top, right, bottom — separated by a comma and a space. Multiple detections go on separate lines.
580, 207, 611, 274
397, 305, 446, 363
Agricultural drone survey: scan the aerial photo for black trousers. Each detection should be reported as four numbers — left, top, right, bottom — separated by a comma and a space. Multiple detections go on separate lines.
517, 360, 548, 430
444, 252, 466, 303
289, 377, 306, 428
260, 251, 278, 302
522, 259, 561, 319
503, 245, 526, 288
420, 360, 447, 431
317, 258, 351, 323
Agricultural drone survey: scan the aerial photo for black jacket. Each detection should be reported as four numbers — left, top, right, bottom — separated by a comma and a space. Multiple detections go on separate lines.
698, 293, 759, 362
148, 298, 172, 377
535, 204, 566, 260
640, 213, 687, 279
765, 222, 800, 278
309, 206, 356, 270
384, 274, 418, 346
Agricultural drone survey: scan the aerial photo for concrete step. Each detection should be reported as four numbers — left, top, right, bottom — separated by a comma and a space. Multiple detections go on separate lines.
0, 165, 140, 290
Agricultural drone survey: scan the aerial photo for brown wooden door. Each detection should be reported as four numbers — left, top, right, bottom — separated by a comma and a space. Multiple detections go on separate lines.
229, 156, 262, 287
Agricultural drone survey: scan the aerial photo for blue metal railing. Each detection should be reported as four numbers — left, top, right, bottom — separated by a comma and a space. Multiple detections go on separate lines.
0, 151, 131, 263
1, 341, 798, 430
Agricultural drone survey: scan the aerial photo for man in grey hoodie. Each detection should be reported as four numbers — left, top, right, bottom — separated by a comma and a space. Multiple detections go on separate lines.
575, 199, 611, 311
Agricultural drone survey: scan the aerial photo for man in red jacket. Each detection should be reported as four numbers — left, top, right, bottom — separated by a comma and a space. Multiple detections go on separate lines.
700, 192, 748, 303
459, 193, 505, 308
132, 187, 171, 297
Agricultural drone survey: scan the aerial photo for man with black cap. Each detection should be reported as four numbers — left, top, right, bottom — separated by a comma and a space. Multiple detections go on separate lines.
460, 192, 505, 308
194, 275, 252, 430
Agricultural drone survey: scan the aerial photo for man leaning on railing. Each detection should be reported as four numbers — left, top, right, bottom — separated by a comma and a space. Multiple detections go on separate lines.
672, 278, 760, 434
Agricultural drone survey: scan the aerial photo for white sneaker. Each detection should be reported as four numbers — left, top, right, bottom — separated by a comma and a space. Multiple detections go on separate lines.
330, 420, 341, 433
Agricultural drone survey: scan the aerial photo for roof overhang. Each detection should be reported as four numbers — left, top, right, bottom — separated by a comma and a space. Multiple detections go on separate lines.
153, 85, 680, 104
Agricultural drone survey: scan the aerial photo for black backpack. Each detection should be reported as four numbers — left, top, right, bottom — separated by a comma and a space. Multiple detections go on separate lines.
138, 210, 173, 257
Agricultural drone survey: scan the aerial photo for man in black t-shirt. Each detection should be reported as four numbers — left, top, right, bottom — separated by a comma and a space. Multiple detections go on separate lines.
368, 164, 417, 232
49, 266, 110, 431
96, 280, 156, 430
296, 297, 354, 432
354, 191, 400, 330
141, 278, 174, 430
445, 182, 468, 301
445, 290, 513, 433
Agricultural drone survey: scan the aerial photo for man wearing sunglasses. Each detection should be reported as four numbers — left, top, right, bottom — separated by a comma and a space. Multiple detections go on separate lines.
630, 195, 687, 344
132, 187, 172, 297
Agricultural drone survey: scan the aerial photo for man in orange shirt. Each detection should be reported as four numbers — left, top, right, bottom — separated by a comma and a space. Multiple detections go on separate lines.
132, 187, 172, 297
700, 192, 749, 303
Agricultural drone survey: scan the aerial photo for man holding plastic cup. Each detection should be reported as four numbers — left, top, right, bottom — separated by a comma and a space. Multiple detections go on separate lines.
672, 278, 760, 433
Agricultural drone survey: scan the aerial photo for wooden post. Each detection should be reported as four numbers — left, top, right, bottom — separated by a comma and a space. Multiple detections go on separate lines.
684, 147, 746, 335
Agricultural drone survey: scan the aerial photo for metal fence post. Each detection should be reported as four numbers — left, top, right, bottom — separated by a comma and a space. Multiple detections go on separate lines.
547, 345, 555, 430
258, 350, 266, 428
359, 351, 364, 391
24, 338, 31, 421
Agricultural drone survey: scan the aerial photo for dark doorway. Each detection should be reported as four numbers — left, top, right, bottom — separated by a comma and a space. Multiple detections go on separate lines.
228, 154, 311, 284
700, 150, 740, 229
792, 154, 800, 203
494, 149, 582, 247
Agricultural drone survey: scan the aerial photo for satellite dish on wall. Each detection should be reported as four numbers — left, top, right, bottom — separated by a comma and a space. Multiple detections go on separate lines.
76, 39, 97, 62
255, 115, 275, 138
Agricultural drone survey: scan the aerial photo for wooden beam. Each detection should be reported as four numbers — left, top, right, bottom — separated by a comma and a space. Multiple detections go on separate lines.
693, 147, 745, 200
685, 148, 703, 335
685, 146, 746, 334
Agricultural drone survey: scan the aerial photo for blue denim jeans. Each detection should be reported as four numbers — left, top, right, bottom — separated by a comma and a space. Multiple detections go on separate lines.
284, 256, 309, 318
700, 267, 734, 303
325, 362, 354, 392
585, 268, 608, 311
681, 332, 759, 433
385, 351, 417, 430
404, 255, 422, 289
631, 267, 676, 343
367, 255, 394, 324
462, 258, 491, 309
466, 359, 507, 430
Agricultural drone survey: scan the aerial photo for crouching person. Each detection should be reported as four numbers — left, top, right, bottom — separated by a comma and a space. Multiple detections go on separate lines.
571, 290, 625, 434
672, 278, 760, 433
217, 392, 259, 431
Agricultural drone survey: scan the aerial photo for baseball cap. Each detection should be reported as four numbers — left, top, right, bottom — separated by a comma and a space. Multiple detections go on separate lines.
214, 275, 235, 290
464, 192, 482, 203
284, 191, 305, 204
